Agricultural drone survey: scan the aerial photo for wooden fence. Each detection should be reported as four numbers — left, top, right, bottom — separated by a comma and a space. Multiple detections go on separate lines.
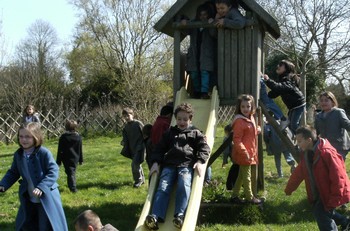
0, 106, 235, 144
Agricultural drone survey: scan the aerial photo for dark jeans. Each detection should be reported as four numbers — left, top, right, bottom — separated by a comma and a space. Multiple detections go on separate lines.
64, 164, 77, 192
226, 164, 239, 190
22, 201, 52, 231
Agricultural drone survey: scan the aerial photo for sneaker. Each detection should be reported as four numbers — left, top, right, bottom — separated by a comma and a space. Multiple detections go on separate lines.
279, 119, 289, 131
145, 214, 159, 230
133, 181, 144, 188
249, 197, 262, 204
173, 214, 184, 229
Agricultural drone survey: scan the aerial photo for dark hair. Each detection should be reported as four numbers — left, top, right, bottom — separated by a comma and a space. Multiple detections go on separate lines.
215, 0, 238, 8
174, 103, 194, 119
319, 91, 338, 108
65, 119, 78, 132
224, 124, 232, 133
23, 104, 36, 116
295, 126, 317, 142
278, 60, 301, 87
142, 124, 152, 137
160, 105, 173, 116
234, 94, 256, 115
122, 107, 134, 116
18, 122, 43, 147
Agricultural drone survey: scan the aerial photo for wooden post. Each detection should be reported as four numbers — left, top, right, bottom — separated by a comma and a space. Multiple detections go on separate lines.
173, 30, 182, 99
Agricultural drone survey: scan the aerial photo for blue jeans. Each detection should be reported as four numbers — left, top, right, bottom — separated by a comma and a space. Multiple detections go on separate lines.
312, 199, 348, 231
189, 70, 210, 93
151, 167, 193, 220
288, 105, 305, 134
260, 80, 284, 120
205, 166, 212, 183
274, 151, 295, 177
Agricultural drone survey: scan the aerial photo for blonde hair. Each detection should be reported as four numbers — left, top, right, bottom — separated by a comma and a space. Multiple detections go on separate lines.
18, 122, 43, 147
319, 91, 338, 108
65, 119, 78, 132
74, 210, 103, 230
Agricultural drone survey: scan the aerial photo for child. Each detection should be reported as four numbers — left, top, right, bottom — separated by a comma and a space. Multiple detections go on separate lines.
285, 126, 350, 230
22, 104, 40, 123
263, 60, 306, 134
142, 123, 153, 170
213, 0, 247, 29
314, 91, 350, 160
151, 104, 173, 147
144, 103, 210, 230
182, 3, 217, 99
231, 94, 261, 204
56, 119, 83, 192
74, 209, 119, 231
263, 122, 296, 177
121, 107, 145, 188
0, 122, 68, 231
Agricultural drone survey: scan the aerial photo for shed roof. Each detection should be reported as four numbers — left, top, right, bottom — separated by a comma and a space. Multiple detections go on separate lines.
154, 0, 280, 39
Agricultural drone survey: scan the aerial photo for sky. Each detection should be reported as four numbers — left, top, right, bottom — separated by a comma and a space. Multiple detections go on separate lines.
0, 0, 78, 56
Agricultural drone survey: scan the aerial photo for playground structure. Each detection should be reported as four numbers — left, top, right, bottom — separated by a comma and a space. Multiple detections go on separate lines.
135, 0, 297, 230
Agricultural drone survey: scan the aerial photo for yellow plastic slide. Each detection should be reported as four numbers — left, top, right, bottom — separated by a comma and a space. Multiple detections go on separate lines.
135, 86, 219, 231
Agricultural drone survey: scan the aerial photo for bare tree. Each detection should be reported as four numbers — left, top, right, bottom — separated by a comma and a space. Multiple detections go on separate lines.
69, 0, 174, 119
0, 20, 66, 113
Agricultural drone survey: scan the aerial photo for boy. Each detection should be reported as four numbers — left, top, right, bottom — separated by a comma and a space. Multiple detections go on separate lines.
74, 209, 119, 231
144, 103, 210, 230
213, 0, 246, 29
285, 126, 350, 230
57, 119, 83, 192
121, 107, 145, 188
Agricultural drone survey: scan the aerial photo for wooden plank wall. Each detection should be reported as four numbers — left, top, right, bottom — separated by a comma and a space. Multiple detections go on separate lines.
218, 18, 263, 106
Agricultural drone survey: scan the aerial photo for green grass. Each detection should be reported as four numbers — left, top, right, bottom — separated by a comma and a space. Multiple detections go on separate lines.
0, 127, 349, 230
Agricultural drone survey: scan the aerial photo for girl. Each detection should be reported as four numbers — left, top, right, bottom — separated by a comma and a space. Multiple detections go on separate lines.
231, 94, 261, 204
57, 119, 83, 192
22, 104, 40, 124
0, 122, 68, 231
263, 60, 306, 134
314, 91, 350, 159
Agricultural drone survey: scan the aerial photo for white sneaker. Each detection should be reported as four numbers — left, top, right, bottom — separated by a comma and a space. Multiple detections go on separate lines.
279, 119, 289, 131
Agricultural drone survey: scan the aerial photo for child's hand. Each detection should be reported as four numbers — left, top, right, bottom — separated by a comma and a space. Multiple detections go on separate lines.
215, 19, 225, 28
33, 188, 42, 197
257, 126, 261, 134
193, 161, 205, 177
149, 163, 159, 176
0, 186, 5, 192
262, 74, 269, 81
208, 18, 214, 24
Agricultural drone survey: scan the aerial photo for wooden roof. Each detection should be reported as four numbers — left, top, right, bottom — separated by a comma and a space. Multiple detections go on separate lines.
154, 0, 280, 39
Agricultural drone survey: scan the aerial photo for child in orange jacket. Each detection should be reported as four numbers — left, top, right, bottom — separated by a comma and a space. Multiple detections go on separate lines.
231, 94, 261, 204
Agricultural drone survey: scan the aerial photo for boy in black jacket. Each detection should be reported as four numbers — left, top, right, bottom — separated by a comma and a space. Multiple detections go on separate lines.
57, 119, 83, 192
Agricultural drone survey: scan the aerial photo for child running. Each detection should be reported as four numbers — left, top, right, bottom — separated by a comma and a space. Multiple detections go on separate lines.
285, 126, 350, 230
0, 122, 68, 230
144, 103, 210, 230
231, 94, 261, 204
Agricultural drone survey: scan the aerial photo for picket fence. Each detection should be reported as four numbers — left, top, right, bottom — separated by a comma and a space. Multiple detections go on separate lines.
0, 106, 235, 145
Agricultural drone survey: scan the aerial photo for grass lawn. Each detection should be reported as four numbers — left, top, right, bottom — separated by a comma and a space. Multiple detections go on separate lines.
0, 125, 349, 230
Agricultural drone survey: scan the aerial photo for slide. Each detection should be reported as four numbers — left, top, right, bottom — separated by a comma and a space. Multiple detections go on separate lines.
135, 86, 219, 231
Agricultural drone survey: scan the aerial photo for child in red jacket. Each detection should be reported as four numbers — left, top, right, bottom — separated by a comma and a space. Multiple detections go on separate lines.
285, 126, 350, 230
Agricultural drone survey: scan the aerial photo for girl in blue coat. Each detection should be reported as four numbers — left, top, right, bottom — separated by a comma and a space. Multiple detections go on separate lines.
0, 122, 68, 231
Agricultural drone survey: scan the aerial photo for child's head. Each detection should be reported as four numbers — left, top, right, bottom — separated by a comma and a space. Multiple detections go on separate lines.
276, 60, 295, 76
160, 105, 173, 117
234, 94, 256, 117
174, 103, 194, 130
319, 91, 338, 112
18, 122, 43, 149
215, 0, 234, 18
295, 126, 317, 151
74, 209, 103, 231
65, 119, 79, 132
196, 3, 211, 21
142, 124, 152, 139
122, 107, 134, 122
24, 104, 35, 116
224, 124, 232, 135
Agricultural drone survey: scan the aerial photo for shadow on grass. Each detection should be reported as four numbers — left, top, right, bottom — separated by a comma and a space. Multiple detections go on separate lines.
0, 153, 14, 158
75, 181, 131, 191
0, 201, 142, 231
